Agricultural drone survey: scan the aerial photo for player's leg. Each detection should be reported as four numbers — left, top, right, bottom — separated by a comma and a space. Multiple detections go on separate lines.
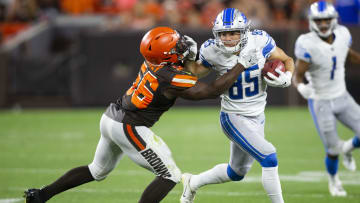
221, 112, 284, 203
308, 99, 346, 196
185, 142, 253, 192
138, 176, 176, 203
336, 92, 360, 171
24, 164, 95, 203
180, 163, 230, 203
180, 114, 257, 203
115, 125, 181, 202
180, 143, 251, 203
25, 114, 124, 203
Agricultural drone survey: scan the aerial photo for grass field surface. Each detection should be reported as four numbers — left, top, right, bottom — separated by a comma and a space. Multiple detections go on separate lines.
0, 107, 359, 203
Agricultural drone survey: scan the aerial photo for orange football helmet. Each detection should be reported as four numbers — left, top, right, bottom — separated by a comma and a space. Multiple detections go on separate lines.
140, 27, 189, 65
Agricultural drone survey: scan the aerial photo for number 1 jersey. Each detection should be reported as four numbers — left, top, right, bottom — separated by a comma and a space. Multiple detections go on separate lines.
294, 25, 352, 100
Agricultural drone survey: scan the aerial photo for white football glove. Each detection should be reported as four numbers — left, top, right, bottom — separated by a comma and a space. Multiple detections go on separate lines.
297, 83, 314, 99
237, 48, 261, 68
184, 35, 197, 61
264, 69, 292, 88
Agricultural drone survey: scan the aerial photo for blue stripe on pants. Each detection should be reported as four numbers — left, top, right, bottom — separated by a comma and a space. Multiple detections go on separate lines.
220, 112, 266, 162
308, 99, 327, 153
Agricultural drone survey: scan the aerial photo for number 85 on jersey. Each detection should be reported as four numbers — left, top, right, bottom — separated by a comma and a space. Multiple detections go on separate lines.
228, 64, 261, 100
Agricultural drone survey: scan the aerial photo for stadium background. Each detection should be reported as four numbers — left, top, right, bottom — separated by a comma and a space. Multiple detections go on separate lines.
0, 0, 360, 202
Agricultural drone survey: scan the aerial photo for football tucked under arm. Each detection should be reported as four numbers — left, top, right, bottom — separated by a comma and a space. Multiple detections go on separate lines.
261, 59, 285, 80
262, 59, 292, 88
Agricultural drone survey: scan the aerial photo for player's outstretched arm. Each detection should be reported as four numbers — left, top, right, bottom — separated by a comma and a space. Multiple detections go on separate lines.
185, 61, 211, 78
167, 63, 245, 100
347, 48, 360, 65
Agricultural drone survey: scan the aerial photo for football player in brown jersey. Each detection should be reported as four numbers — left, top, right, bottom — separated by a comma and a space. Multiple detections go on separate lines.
24, 26, 256, 203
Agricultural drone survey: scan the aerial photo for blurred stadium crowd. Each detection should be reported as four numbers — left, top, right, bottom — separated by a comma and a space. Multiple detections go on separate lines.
0, 0, 359, 44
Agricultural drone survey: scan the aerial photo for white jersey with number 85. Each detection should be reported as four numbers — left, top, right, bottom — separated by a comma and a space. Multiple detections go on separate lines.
199, 29, 276, 116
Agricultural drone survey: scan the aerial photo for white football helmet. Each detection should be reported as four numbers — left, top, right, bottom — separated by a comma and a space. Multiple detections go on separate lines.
308, 0, 338, 38
212, 8, 250, 54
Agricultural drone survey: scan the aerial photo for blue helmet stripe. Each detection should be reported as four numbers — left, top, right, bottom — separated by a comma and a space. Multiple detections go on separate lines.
318, 0, 327, 12
241, 12, 247, 23
223, 8, 235, 26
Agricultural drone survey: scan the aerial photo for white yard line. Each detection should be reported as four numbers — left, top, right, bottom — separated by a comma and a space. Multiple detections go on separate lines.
0, 198, 23, 203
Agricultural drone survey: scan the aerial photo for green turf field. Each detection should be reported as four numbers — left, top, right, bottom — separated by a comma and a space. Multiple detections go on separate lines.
0, 107, 359, 203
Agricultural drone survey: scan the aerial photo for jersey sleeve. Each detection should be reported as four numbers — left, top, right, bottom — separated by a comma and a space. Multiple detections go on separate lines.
199, 39, 215, 69
170, 73, 198, 89
158, 65, 198, 90
340, 25, 352, 48
294, 35, 312, 63
252, 30, 276, 58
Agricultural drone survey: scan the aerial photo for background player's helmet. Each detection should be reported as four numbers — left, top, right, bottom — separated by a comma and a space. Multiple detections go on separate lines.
308, 0, 338, 38
140, 27, 189, 65
212, 8, 250, 54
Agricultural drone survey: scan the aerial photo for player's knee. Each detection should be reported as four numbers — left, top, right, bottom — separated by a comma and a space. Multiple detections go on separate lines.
157, 164, 182, 183
260, 153, 278, 167
326, 141, 342, 155
88, 162, 111, 181
170, 168, 182, 183
227, 165, 244, 181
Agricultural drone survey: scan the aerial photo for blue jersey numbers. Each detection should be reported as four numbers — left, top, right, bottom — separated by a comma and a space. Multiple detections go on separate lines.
204, 39, 215, 48
229, 65, 259, 99
330, 56, 336, 80
252, 30, 263, 36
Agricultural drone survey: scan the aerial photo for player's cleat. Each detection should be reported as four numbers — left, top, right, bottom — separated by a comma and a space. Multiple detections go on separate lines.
180, 173, 196, 203
342, 140, 356, 172
342, 152, 356, 172
328, 174, 347, 197
24, 189, 45, 203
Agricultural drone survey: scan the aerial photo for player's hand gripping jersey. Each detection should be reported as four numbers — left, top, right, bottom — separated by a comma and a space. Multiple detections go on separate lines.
106, 62, 197, 127
199, 30, 276, 116
295, 25, 352, 100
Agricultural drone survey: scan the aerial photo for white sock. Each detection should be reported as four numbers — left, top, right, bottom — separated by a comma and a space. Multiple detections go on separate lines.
262, 166, 284, 203
342, 138, 354, 154
190, 163, 231, 190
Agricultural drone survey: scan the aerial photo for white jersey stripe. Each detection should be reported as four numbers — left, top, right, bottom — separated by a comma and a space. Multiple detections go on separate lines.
172, 78, 196, 85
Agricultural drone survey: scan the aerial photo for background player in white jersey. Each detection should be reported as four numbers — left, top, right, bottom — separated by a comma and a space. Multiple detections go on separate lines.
181, 8, 295, 203
293, 0, 360, 197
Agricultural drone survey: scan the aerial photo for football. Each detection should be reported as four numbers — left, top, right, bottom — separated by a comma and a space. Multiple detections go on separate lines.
261, 59, 285, 80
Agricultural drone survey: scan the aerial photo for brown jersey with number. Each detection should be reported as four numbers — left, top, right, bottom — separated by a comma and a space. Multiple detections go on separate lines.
105, 62, 198, 127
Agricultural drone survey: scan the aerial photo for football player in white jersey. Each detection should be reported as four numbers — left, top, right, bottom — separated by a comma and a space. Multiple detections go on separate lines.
180, 8, 295, 203
293, 0, 360, 197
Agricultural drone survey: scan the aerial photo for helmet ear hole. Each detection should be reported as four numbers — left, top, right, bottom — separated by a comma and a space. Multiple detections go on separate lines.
148, 45, 152, 51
